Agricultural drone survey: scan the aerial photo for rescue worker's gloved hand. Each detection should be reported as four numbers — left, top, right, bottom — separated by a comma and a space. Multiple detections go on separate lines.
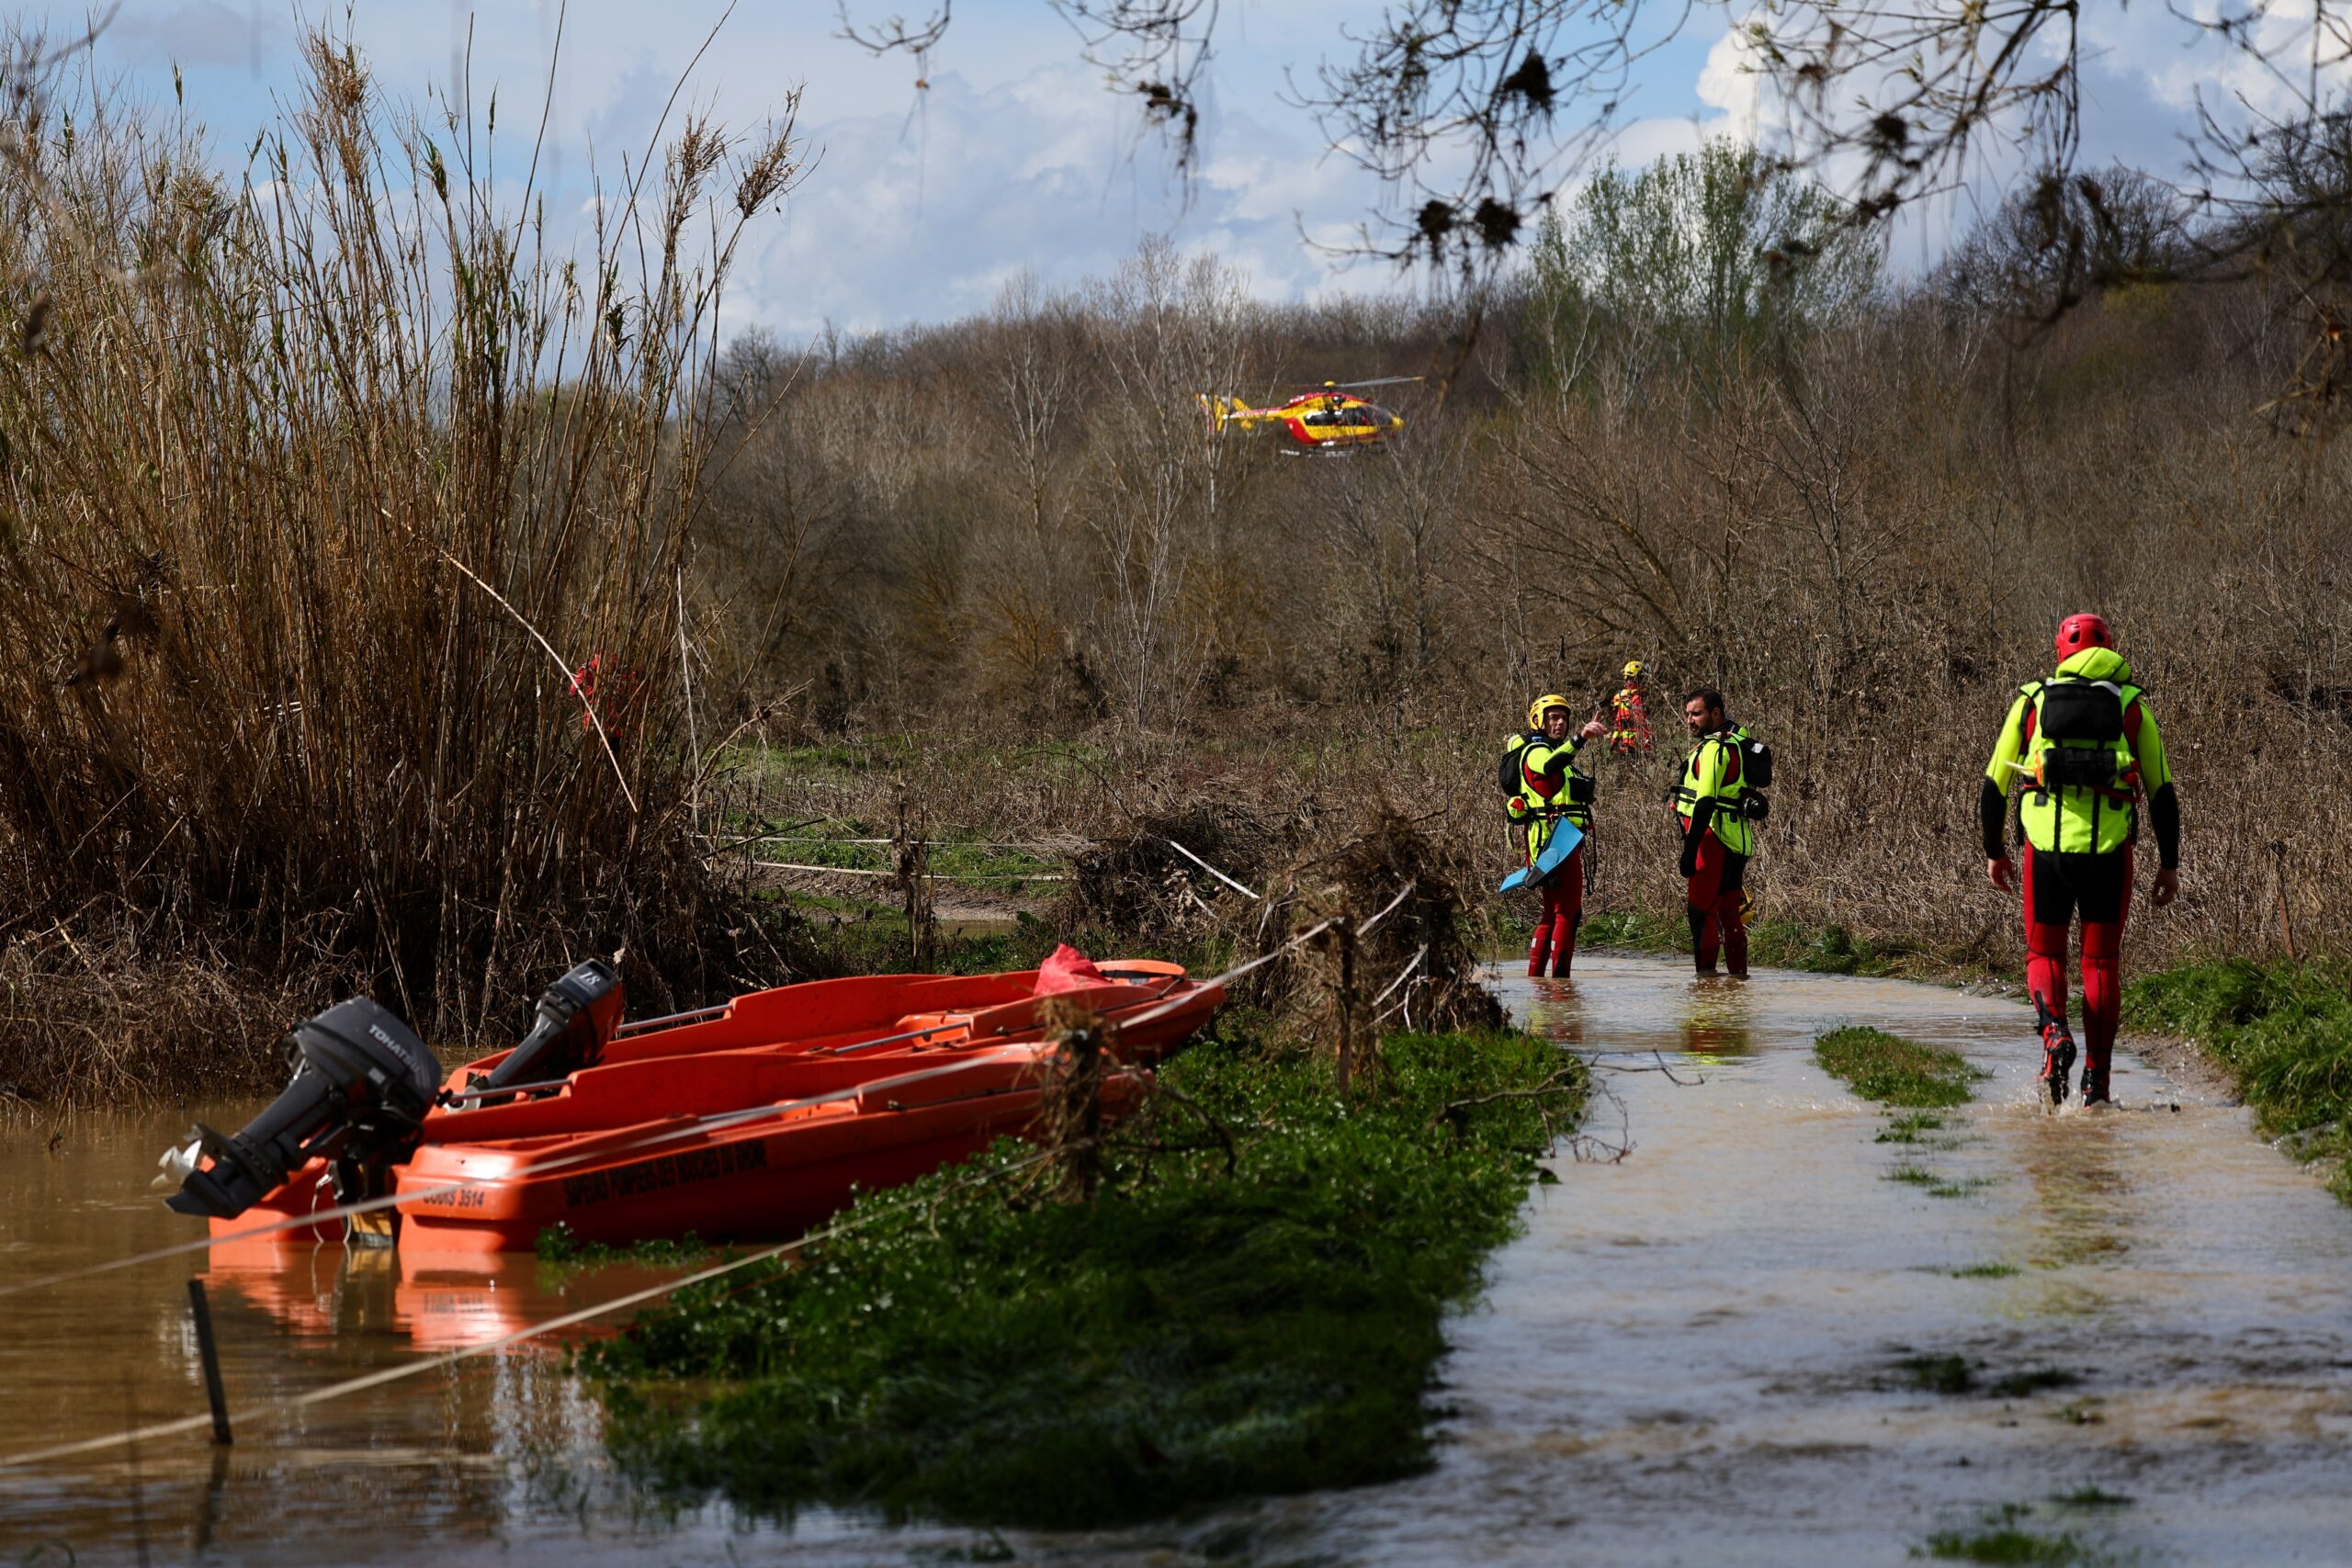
1679, 835, 1701, 879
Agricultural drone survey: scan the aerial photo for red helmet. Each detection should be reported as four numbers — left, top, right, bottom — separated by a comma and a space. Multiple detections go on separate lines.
2055, 614, 2112, 660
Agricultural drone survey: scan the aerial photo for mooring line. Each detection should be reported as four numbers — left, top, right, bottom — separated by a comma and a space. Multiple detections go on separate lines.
0, 896, 1441, 1467
0, 900, 1412, 1306
0, 1044, 1047, 1303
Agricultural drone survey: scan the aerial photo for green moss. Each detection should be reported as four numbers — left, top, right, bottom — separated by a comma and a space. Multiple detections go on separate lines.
580, 1028, 1585, 1529
2126, 959, 2352, 1202
1817, 1026, 1984, 1109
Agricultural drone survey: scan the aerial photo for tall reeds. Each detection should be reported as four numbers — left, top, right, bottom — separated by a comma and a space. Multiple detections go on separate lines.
0, 28, 801, 1086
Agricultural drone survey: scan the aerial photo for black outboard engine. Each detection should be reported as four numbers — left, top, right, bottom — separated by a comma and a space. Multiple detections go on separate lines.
458, 958, 624, 1106
163, 998, 441, 1220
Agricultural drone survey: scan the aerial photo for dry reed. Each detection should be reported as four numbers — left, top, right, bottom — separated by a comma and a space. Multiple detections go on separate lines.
0, 28, 802, 1097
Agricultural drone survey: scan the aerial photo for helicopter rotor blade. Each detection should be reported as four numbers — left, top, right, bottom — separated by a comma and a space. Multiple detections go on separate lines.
1287, 375, 1427, 390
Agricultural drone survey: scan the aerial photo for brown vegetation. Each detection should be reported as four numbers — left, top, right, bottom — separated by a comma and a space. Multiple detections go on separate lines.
705, 152, 2352, 972
4, 25, 2347, 1103
0, 33, 801, 1099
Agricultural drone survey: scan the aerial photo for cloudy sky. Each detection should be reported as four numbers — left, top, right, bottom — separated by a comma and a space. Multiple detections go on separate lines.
20, 1, 2303, 335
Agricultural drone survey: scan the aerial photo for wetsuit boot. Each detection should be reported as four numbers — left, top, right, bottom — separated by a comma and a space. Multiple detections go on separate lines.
1550, 914, 1578, 978
1527, 926, 1553, 979
2027, 986, 2075, 1106
1717, 891, 1749, 979
2079, 1054, 2111, 1106
1687, 904, 1718, 976
2036, 1017, 2076, 1108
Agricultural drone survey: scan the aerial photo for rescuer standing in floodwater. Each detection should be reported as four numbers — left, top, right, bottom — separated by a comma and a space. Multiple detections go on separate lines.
1671, 687, 1762, 978
1506, 695, 1609, 977
1983, 614, 2180, 1106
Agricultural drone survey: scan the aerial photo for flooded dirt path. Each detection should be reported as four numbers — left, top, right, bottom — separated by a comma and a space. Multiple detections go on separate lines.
4, 953, 2348, 1564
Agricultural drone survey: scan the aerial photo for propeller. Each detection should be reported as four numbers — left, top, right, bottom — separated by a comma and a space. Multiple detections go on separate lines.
1292, 375, 1426, 390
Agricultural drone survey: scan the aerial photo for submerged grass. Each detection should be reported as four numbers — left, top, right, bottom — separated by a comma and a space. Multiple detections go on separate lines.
2125, 958, 2352, 1203
580, 1027, 1584, 1529
1917, 1503, 2098, 1563
1817, 1027, 1985, 1109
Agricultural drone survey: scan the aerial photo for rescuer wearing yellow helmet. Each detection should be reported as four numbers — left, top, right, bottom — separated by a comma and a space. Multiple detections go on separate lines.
1504, 693, 1607, 977
1982, 614, 2181, 1106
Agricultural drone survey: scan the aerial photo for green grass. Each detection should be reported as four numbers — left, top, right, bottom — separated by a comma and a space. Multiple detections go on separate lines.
1902, 1353, 1978, 1394
1577, 909, 2005, 982
580, 1027, 1585, 1529
1878, 1112, 1949, 1144
2126, 958, 2352, 1203
1816, 1027, 1985, 1109
1917, 1505, 2093, 1563
536, 1224, 714, 1267
1988, 1367, 2079, 1398
1951, 1261, 2020, 1279
1918, 1528, 2087, 1563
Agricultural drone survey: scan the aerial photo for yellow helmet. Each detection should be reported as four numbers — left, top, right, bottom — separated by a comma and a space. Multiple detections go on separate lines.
1623, 660, 1645, 680
1526, 694, 1571, 730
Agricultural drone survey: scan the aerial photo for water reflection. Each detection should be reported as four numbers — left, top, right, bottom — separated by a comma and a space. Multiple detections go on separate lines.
1518, 977, 1586, 1044
9, 959, 2352, 1566
1679, 977, 1754, 1060
205, 1239, 686, 1353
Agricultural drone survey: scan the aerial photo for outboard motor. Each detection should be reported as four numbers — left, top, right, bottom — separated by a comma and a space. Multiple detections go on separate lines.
457, 958, 623, 1105
163, 998, 441, 1221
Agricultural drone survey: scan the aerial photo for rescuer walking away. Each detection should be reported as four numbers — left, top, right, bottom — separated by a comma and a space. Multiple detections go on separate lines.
1503, 694, 1609, 977
1671, 688, 1770, 978
1983, 614, 2181, 1106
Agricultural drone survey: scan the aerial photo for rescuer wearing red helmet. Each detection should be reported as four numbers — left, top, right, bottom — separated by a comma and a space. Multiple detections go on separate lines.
1982, 614, 2181, 1105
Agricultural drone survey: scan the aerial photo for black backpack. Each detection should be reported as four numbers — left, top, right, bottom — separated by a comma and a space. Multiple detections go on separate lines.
1729, 730, 1773, 792
1498, 732, 1532, 798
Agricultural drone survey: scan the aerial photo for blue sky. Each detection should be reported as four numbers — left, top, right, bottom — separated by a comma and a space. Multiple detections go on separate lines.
25, 1, 2311, 333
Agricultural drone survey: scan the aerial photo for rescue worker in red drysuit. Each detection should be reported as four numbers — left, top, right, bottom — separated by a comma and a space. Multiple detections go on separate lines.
1507, 695, 1609, 977
1673, 688, 1757, 977
1982, 615, 2181, 1106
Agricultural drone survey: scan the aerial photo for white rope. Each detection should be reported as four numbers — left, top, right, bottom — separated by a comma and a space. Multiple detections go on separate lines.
1160, 837, 1261, 900
1370, 945, 1429, 1012
0, 1043, 1049, 1303
0, 908, 1435, 1468
1, 908, 1376, 1309
0, 1146, 1066, 1471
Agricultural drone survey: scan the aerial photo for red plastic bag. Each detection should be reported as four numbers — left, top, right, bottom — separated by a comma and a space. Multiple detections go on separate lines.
1033, 942, 1109, 996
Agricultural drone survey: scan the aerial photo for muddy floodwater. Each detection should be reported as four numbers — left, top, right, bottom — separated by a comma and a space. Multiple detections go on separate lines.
4, 953, 2349, 1564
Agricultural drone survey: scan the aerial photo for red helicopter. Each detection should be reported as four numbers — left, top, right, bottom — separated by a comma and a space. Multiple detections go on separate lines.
1196, 377, 1423, 455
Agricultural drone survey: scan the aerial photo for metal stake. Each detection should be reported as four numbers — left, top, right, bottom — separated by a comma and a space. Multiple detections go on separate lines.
187, 1279, 232, 1445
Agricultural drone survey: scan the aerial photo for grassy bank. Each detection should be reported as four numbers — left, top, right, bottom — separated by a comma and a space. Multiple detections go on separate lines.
1577, 909, 2015, 983
2126, 960, 2352, 1202
581, 1026, 1585, 1529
